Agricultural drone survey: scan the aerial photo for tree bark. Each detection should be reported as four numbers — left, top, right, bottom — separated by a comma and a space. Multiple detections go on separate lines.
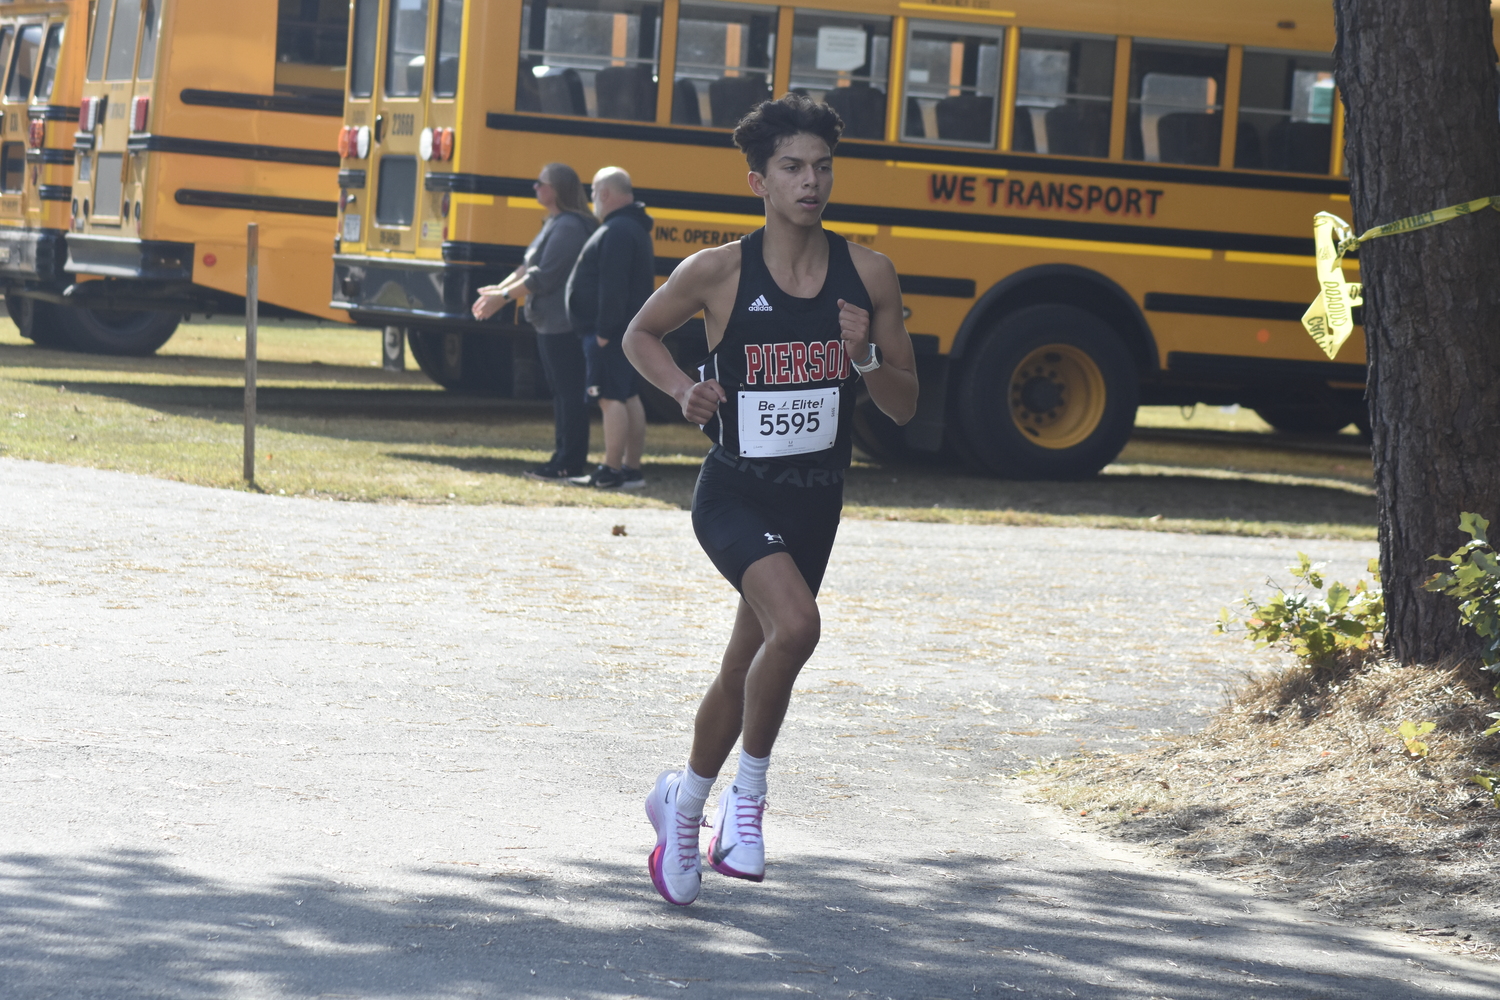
1334, 0, 1500, 664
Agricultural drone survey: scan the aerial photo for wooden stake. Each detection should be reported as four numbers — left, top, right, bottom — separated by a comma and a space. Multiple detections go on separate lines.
244, 223, 258, 484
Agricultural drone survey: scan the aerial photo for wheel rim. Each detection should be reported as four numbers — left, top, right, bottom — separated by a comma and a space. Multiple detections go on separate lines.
1008, 344, 1107, 450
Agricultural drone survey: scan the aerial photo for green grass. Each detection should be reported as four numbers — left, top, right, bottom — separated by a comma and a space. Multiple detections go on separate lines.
0, 318, 1376, 538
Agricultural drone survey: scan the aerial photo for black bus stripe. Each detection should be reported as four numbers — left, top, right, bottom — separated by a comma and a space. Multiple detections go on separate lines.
485, 112, 1349, 195
28, 104, 80, 123
176, 189, 338, 217
433, 171, 1315, 256
1147, 292, 1361, 325
439, 239, 972, 295
180, 88, 344, 118
128, 134, 341, 168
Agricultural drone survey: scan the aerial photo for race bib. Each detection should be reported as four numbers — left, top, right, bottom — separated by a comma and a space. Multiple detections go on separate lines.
737, 388, 839, 458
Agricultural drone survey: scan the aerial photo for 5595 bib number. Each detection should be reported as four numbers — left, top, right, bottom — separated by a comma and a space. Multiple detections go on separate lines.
737, 387, 839, 458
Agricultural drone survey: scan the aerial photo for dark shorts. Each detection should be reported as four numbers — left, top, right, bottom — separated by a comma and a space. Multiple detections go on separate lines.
583, 334, 640, 402
690, 446, 844, 595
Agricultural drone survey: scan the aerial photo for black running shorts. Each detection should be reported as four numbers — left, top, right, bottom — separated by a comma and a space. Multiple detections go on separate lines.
691, 446, 844, 594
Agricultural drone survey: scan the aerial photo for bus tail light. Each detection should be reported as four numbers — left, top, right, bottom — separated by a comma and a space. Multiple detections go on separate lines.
337, 126, 352, 158
419, 127, 434, 161
355, 126, 371, 159
27, 118, 44, 149
80, 96, 100, 130
130, 96, 149, 133
437, 128, 455, 162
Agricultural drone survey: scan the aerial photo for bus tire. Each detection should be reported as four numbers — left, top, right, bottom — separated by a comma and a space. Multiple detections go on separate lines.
5, 296, 70, 348
51, 304, 180, 356
957, 304, 1138, 480
407, 328, 512, 395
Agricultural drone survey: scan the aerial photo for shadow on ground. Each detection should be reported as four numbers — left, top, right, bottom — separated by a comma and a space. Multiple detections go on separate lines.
15, 377, 1376, 530
2, 848, 1482, 999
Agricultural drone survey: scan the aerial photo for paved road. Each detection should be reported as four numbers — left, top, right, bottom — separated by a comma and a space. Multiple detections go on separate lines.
3, 457, 1493, 999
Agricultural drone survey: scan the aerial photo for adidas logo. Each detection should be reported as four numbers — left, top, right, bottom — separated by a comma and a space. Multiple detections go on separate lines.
747, 294, 773, 312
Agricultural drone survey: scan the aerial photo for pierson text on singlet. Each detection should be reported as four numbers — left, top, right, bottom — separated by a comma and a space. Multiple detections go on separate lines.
743, 341, 850, 386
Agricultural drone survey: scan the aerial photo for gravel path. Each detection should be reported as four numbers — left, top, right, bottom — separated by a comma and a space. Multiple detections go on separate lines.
3, 456, 1494, 999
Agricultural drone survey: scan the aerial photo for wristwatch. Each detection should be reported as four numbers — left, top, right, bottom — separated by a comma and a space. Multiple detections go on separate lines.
852, 342, 882, 374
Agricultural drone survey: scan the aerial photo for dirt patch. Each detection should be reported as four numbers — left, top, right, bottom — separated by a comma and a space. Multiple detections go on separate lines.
1027, 655, 1500, 959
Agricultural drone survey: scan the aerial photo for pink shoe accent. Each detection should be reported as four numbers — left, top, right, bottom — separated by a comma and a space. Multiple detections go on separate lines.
707, 834, 765, 882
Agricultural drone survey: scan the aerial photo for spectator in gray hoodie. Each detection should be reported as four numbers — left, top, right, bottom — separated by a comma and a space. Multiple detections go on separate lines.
564, 166, 655, 489
472, 163, 597, 480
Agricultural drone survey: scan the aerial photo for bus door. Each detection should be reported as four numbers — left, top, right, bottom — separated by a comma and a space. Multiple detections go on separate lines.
23, 10, 73, 234
73, 0, 159, 239
341, 0, 463, 259
0, 12, 41, 232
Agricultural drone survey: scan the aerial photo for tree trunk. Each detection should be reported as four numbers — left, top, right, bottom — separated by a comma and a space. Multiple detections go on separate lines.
1334, 0, 1500, 664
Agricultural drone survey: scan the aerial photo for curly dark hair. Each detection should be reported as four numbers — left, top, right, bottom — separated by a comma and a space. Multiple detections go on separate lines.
732, 93, 844, 175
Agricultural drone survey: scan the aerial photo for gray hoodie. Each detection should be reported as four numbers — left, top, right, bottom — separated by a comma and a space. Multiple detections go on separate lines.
520, 211, 594, 334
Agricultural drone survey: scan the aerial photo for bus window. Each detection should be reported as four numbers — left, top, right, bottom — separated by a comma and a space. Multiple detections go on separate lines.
34, 24, 62, 101
1125, 40, 1227, 166
0, 28, 15, 93
86, 0, 110, 81
276, 0, 349, 98
386, 0, 430, 98
517, 0, 661, 122
433, 0, 462, 98
672, 3, 774, 128
105, 0, 142, 82
901, 20, 1003, 147
1236, 48, 1335, 174
376, 155, 418, 226
789, 10, 890, 141
1013, 30, 1114, 157
93, 153, 124, 217
136, 0, 158, 79
350, 0, 379, 99
6, 24, 41, 101
0, 142, 23, 193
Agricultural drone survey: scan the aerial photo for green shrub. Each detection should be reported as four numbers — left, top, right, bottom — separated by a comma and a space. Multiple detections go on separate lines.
1424, 512, 1500, 679
1216, 553, 1385, 666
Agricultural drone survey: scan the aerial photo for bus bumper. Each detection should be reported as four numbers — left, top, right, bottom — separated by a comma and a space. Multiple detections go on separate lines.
64, 234, 195, 282
0, 228, 69, 289
331, 253, 509, 330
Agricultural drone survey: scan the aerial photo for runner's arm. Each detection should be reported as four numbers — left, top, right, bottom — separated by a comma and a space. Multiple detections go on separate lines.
845, 248, 918, 425
624, 247, 737, 426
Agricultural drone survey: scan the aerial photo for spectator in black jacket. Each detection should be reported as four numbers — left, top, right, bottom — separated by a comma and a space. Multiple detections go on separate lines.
565, 167, 655, 489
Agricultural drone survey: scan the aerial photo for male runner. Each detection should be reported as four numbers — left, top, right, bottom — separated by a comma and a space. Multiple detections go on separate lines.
622, 94, 918, 906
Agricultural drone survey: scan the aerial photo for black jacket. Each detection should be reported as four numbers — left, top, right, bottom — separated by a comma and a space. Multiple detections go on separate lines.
565, 201, 655, 341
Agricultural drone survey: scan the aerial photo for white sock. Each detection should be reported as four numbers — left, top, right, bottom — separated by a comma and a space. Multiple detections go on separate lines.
677, 765, 715, 818
733, 750, 769, 797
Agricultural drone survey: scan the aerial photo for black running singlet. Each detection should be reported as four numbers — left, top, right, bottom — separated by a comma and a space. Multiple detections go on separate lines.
701, 228, 872, 471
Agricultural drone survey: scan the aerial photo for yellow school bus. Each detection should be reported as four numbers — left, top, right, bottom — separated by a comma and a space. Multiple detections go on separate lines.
331, 0, 1382, 477
63, 0, 349, 343
0, 0, 181, 353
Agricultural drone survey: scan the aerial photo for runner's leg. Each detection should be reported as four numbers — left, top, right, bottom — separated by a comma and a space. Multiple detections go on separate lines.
687, 551, 819, 777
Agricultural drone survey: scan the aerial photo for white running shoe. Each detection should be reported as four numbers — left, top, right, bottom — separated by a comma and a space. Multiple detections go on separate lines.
645, 770, 702, 905
707, 785, 766, 882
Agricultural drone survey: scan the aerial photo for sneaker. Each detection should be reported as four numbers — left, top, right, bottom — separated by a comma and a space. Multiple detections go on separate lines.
645, 770, 702, 905
707, 785, 766, 882
568, 464, 624, 489
524, 462, 578, 482
620, 467, 646, 490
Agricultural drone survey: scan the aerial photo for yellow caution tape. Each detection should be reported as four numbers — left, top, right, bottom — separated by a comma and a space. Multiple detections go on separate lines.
1302, 194, 1500, 359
